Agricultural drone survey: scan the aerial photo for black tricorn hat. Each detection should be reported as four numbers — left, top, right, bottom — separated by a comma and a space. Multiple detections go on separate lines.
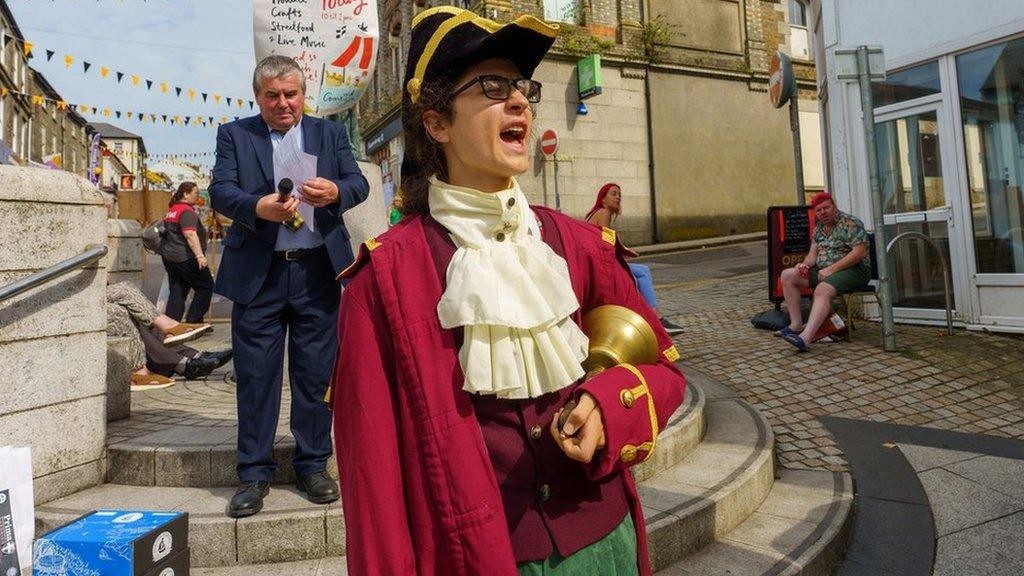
404, 7, 559, 103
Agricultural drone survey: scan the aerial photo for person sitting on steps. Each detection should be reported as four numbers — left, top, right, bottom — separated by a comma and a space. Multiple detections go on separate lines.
777, 192, 871, 352
585, 182, 684, 336
107, 282, 231, 390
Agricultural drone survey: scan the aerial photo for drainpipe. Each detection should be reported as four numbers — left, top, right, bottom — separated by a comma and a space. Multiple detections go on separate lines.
638, 0, 660, 244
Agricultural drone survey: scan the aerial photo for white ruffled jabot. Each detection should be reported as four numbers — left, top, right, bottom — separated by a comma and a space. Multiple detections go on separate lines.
428, 176, 588, 399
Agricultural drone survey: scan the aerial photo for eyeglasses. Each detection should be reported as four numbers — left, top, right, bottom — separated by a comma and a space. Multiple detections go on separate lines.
451, 75, 542, 103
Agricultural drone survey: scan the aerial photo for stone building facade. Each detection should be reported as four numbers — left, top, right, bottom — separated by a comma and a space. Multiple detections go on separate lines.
0, 1, 32, 164
359, 0, 822, 246
29, 71, 91, 175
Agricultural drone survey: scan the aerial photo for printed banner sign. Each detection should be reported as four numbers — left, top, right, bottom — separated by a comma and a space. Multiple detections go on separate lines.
254, 0, 379, 116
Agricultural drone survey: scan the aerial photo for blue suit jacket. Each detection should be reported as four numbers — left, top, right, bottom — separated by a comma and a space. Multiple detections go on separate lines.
210, 114, 369, 305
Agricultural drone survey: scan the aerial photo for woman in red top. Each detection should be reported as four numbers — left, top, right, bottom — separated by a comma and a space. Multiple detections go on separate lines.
331, 7, 685, 575
161, 181, 214, 323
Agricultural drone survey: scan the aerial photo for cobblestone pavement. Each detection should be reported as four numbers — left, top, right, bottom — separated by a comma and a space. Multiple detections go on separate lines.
656, 272, 1024, 471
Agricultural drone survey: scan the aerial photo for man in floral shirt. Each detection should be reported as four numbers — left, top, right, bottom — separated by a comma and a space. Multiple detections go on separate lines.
777, 192, 870, 351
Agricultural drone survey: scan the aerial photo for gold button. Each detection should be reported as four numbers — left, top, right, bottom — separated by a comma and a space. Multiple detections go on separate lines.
620, 389, 635, 408
539, 483, 551, 502
496, 232, 506, 242
507, 197, 516, 207
530, 424, 543, 440
620, 445, 638, 463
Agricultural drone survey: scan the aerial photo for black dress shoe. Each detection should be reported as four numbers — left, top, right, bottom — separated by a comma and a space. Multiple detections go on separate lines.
227, 480, 270, 518
181, 350, 232, 380
296, 471, 339, 504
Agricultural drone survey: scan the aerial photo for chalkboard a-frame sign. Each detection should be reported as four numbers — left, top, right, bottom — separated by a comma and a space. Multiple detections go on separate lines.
767, 205, 816, 302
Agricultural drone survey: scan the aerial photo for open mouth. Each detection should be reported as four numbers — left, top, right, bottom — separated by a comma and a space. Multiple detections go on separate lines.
499, 123, 527, 149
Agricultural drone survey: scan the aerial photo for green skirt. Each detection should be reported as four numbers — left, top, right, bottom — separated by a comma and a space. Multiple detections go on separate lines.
517, 515, 639, 576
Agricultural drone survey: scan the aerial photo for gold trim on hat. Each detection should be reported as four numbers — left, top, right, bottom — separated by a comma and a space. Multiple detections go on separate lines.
406, 7, 559, 103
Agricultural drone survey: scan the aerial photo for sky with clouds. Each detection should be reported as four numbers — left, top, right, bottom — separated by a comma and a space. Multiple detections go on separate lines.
11, 0, 257, 168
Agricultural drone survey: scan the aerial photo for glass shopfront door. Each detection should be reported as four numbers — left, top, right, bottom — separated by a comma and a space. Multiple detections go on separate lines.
875, 105, 966, 317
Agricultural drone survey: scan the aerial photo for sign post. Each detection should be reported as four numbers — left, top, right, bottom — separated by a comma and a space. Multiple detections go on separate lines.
769, 51, 805, 206
540, 129, 560, 211
836, 45, 897, 351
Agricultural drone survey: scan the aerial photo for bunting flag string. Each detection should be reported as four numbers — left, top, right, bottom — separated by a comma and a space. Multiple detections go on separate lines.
8, 87, 242, 129
5, 33, 256, 111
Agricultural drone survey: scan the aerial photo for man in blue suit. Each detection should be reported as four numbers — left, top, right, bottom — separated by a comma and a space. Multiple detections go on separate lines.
210, 55, 368, 518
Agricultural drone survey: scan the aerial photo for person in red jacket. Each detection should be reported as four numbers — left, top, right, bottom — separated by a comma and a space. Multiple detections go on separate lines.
331, 7, 686, 575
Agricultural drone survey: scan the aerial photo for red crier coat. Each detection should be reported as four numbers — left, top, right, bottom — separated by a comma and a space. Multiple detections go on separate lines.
331, 206, 686, 576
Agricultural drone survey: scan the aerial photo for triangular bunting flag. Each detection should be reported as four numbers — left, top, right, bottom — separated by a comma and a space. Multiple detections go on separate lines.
100, 67, 110, 78
64, 55, 74, 68
83, 61, 91, 73
102, 108, 110, 117
175, 87, 182, 97
31, 95, 44, 106
184, 116, 191, 124
146, 79, 153, 90
162, 115, 168, 122
46, 49, 54, 61
221, 116, 227, 124
249, 101, 254, 110
213, 94, 221, 104
56, 100, 68, 111
115, 111, 121, 118
127, 111, 133, 119
79, 104, 89, 113
0, 88, 8, 97
92, 107, 98, 114
226, 97, 232, 106
23, 41, 33, 57
132, 75, 140, 86
202, 92, 208, 102
160, 83, 168, 93
117, 71, 124, 83
188, 89, 196, 101
238, 99, 244, 108
209, 116, 214, 124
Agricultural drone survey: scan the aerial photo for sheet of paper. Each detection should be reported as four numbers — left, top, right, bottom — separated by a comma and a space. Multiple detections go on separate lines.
273, 127, 318, 231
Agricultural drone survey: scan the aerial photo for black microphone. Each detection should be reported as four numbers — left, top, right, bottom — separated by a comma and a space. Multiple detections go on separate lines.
277, 178, 294, 202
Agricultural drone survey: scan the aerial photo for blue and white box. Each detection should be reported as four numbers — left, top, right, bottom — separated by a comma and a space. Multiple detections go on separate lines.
33, 510, 188, 576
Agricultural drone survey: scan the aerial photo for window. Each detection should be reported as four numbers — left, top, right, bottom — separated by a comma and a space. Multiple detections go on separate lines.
788, 0, 807, 27
872, 61, 941, 108
958, 37, 1024, 274
543, 0, 579, 23
788, 1, 811, 61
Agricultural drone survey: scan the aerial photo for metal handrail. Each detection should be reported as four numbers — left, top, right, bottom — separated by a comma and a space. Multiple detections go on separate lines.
0, 244, 108, 304
885, 231, 954, 336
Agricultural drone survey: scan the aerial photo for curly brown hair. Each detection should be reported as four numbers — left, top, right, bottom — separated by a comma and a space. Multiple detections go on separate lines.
398, 74, 459, 215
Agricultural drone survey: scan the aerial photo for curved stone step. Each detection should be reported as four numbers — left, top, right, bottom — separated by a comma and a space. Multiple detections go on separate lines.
35, 485, 344, 567
655, 469, 854, 575
641, 397, 776, 572
105, 380, 704, 489
43, 385, 759, 570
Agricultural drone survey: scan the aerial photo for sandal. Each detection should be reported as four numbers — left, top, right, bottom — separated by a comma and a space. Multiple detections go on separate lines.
783, 333, 810, 352
774, 326, 800, 338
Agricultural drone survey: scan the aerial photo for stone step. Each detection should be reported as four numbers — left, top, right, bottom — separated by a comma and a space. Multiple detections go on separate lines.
35, 485, 344, 567
655, 469, 855, 575
105, 378, 705, 488
39, 381, 751, 570
643, 397, 776, 572
192, 558, 347, 576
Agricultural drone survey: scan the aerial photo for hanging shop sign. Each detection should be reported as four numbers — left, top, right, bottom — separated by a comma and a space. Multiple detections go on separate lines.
577, 54, 603, 100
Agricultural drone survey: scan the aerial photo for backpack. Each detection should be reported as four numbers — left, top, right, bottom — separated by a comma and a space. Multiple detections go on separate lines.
142, 219, 167, 255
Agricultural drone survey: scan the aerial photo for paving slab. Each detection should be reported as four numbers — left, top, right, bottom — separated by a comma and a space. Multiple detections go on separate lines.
932, 511, 1024, 576
942, 455, 1024, 500
918, 467, 1022, 537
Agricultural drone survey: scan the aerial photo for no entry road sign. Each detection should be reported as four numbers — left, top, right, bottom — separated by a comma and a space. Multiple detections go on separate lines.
540, 129, 559, 157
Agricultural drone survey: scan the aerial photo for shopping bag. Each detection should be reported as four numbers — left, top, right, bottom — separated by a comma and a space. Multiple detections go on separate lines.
0, 446, 34, 574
